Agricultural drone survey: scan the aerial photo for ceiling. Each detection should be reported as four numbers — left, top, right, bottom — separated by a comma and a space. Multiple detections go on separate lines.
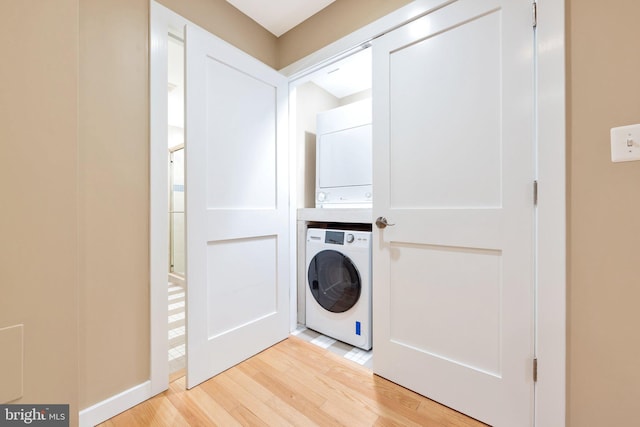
306, 47, 371, 99
226, 0, 336, 37
168, 1, 371, 100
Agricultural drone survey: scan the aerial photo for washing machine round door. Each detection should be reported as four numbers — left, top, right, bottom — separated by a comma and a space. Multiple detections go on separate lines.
308, 250, 361, 313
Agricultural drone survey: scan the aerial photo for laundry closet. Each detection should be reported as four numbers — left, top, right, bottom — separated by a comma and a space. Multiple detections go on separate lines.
149, 1, 557, 424
291, 47, 374, 355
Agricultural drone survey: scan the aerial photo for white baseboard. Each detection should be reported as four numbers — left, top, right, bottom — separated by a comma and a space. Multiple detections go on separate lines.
168, 273, 185, 286
79, 381, 152, 427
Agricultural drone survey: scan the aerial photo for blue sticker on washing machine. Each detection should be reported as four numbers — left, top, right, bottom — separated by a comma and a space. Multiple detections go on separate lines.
356, 321, 361, 336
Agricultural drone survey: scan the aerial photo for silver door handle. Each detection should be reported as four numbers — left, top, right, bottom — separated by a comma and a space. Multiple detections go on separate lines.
375, 217, 395, 229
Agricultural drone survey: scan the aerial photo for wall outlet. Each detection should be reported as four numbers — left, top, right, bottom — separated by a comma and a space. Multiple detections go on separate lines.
611, 124, 640, 162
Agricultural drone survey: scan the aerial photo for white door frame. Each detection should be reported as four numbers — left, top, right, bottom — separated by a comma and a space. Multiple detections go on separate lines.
530, 1, 566, 425
150, 1, 565, 425
150, 0, 181, 396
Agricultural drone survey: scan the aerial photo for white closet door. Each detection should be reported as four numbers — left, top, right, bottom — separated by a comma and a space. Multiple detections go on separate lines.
185, 24, 289, 389
372, 1, 535, 425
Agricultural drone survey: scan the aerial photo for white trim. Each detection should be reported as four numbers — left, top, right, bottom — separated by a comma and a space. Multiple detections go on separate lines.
535, 0, 566, 425
288, 85, 299, 332
168, 273, 186, 286
150, 0, 175, 397
79, 381, 151, 427
279, 0, 455, 78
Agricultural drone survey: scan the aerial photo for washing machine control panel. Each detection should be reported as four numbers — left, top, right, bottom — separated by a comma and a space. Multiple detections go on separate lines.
309, 229, 370, 248
324, 230, 345, 245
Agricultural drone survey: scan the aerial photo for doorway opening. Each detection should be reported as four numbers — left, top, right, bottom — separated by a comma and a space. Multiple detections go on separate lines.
167, 30, 186, 379
289, 46, 374, 370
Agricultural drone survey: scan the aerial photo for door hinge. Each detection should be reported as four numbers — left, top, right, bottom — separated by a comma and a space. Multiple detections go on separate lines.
532, 2, 538, 28
533, 358, 538, 382
533, 180, 538, 205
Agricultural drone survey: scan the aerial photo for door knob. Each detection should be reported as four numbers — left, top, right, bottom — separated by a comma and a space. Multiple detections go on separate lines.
375, 217, 395, 229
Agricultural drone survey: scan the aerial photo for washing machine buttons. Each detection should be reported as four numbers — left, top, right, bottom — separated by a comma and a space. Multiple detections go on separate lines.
346, 233, 355, 244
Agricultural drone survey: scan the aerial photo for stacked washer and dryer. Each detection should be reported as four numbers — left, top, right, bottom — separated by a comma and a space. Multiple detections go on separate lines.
303, 99, 373, 351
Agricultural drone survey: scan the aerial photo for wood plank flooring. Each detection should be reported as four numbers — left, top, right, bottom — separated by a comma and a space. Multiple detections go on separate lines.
99, 336, 486, 426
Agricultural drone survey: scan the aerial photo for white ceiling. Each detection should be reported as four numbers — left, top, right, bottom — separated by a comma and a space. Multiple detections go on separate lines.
307, 47, 371, 98
166, 3, 371, 101
226, 0, 336, 37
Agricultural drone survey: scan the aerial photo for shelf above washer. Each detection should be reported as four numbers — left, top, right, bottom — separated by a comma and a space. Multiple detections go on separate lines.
297, 208, 373, 224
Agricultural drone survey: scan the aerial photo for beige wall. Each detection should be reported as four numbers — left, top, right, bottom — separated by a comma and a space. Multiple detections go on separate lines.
0, 1, 79, 424
78, 0, 151, 408
566, 1, 640, 425
10, 0, 640, 424
278, 0, 412, 68
158, 0, 278, 68
295, 83, 340, 209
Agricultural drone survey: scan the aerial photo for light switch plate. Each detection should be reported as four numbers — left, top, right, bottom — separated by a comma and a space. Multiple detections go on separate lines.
611, 124, 640, 162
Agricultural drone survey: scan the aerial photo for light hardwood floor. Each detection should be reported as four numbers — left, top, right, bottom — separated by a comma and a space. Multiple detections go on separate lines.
99, 336, 486, 426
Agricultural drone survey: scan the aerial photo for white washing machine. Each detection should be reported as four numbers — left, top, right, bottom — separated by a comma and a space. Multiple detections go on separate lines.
305, 228, 372, 350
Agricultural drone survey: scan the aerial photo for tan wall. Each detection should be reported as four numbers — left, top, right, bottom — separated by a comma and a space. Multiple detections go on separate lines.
12, 1, 631, 424
0, 1, 79, 424
295, 83, 340, 209
566, 0, 640, 425
277, 0, 412, 68
157, 0, 278, 68
78, 0, 150, 408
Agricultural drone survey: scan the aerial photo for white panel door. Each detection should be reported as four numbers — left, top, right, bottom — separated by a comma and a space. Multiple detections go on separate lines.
185, 24, 289, 389
372, 1, 535, 425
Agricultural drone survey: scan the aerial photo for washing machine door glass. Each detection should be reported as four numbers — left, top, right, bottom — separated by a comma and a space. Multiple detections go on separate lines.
308, 249, 361, 313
